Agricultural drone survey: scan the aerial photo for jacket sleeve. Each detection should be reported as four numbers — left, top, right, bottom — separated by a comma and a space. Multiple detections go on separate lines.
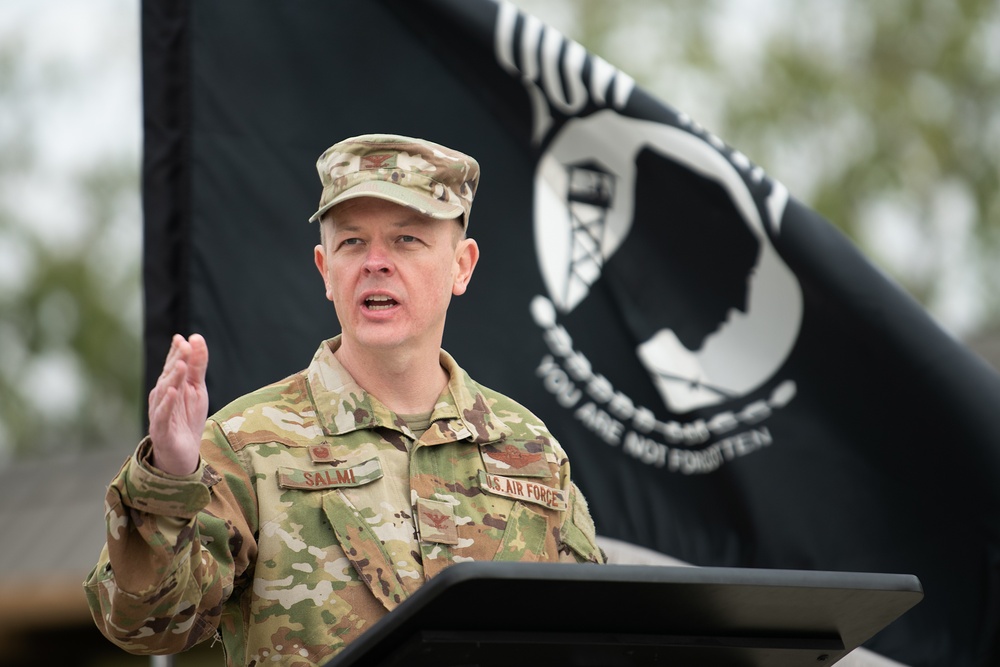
83, 422, 258, 655
550, 438, 607, 565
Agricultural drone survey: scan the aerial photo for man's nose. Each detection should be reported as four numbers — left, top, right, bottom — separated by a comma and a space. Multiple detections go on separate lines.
362, 243, 393, 274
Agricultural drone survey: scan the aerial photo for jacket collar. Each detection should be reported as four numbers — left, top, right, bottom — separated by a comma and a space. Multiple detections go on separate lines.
306, 336, 511, 445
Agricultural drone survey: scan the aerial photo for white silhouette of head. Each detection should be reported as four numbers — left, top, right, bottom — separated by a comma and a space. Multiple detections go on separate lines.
534, 110, 803, 411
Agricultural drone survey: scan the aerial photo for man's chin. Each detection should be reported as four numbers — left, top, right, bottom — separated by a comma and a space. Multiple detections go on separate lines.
343, 329, 412, 354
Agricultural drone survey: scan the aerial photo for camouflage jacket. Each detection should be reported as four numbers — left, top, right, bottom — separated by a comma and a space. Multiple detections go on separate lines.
84, 337, 604, 666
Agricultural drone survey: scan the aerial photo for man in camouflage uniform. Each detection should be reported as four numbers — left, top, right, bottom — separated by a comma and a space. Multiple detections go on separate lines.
85, 134, 605, 666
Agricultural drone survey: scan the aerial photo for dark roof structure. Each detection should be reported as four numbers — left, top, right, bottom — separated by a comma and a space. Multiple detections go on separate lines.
0, 445, 133, 652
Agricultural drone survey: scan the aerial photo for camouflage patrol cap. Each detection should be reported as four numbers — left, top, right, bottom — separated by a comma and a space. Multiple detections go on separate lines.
308, 133, 480, 229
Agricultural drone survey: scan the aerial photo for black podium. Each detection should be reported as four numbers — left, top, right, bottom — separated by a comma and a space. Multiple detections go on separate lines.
323, 561, 922, 666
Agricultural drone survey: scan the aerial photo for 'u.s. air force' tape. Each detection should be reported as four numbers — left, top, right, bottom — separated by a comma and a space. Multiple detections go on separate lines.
478, 470, 567, 511
277, 457, 383, 490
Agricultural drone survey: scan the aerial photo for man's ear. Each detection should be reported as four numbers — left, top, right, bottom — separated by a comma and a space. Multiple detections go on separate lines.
452, 237, 480, 296
314, 244, 333, 301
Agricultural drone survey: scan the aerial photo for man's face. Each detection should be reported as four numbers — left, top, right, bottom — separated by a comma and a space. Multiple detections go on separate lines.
314, 197, 478, 356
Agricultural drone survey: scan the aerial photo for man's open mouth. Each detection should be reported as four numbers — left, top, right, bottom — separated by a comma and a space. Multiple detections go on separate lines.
365, 295, 397, 311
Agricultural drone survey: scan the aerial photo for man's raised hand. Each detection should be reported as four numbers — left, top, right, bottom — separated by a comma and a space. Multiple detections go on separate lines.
147, 334, 210, 476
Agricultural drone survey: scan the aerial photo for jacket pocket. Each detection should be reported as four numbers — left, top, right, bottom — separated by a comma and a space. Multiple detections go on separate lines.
494, 501, 548, 561
321, 490, 409, 611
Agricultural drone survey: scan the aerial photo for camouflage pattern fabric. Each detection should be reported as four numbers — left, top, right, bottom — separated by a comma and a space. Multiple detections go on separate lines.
308, 133, 480, 228
84, 336, 604, 666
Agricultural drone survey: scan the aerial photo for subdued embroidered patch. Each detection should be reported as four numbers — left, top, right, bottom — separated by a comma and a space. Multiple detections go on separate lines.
277, 457, 383, 490
416, 497, 459, 545
479, 470, 567, 511
480, 442, 550, 477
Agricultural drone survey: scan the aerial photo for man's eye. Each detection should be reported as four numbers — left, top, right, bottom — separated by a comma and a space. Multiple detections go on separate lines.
339, 238, 363, 247
398, 235, 418, 243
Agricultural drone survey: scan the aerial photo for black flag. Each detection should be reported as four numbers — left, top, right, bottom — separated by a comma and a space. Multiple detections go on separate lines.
142, 1, 1000, 664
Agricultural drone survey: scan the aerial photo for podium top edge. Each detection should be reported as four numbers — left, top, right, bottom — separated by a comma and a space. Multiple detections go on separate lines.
428, 561, 924, 595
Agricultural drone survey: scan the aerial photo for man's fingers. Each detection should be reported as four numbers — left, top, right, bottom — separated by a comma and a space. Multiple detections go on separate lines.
155, 334, 208, 393
146, 334, 208, 476
149, 384, 178, 432
150, 358, 187, 415
186, 333, 209, 384
150, 353, 182, 406
156, 335, 188, 393
161, 334, 185, 371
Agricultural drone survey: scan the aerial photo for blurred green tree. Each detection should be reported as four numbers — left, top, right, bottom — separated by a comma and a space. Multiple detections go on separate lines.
519, 0, 1000, 334
0, 37, 142, 464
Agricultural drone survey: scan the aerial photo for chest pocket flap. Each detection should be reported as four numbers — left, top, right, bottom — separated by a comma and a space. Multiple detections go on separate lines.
321, 489, 409, 613
479, 440, 552, 478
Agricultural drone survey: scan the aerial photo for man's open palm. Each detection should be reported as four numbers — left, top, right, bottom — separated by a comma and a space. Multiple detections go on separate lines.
147, 334, 210, 476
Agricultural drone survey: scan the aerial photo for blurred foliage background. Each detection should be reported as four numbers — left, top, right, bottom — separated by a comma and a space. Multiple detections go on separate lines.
0, 2, 142, 466
1, 0, 998, 466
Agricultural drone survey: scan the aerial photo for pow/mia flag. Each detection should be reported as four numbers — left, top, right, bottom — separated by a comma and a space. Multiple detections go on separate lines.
142, 1, 1000, 665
